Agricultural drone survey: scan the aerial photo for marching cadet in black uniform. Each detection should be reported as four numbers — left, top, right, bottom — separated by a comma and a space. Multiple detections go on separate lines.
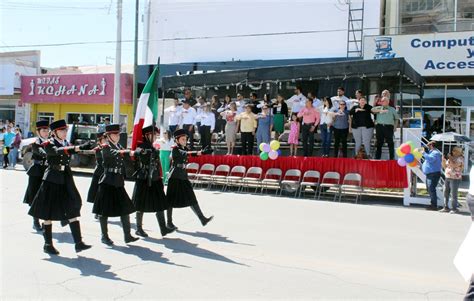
166, 129, 213, 230
23, 120, 50, 231
92, 124, 139, 245
132, 125, 175, 237
87, 128, 106, 220
28, 119, 93, 255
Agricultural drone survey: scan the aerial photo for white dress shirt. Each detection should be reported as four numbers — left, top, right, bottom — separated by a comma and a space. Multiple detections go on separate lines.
319, 106, 333, 125
287, 93, 307, 113
165, 105, 182, 126
181, 107, 197, 125
330, 95, 352, 109
236, 101, 246, 114
197, 112, 215, 132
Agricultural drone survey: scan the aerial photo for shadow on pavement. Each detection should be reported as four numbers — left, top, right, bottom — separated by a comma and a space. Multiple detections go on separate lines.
44, 255, 139, 284
146, 236, 249, 267
176, 230, 255, 246
110, 244, 189, 268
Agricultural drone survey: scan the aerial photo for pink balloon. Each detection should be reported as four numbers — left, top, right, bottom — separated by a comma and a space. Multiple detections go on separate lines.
268, 150, 278, 160
397, 157, 407, 167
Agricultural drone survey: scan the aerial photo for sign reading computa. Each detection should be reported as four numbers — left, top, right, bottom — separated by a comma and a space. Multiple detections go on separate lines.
364, 31, 474, 76
21, 73, 133, 104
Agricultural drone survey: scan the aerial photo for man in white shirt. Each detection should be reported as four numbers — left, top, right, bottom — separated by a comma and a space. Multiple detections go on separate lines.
197, 103, 215, 149
236, 93, 246, 114
287, 86, 307, 114
180, 100, 197, 149
164, 98, 182, 133
331, 87, 352, 109
308, 91, 321, 109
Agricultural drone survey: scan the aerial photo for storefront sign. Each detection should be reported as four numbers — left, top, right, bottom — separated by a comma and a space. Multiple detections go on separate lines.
363, 31, 474, 76
1, 64, 37, 96
21, 73, 133, 104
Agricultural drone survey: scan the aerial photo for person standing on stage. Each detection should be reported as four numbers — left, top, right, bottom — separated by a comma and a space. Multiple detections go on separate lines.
297, 99, 320, 157
164, 98, 182, 133
86, 128, 107, 220
256, 104, 273, 149
180, 100, 197, 150
236, 104, 258, 155
132, 125, 176, 238
28, 119, 92, 255
221, 102, 238, 155
271, 94, 288, 139
329, 101, 350, 158
372, 96, 399, 160
331, 87, 352, 109
196, 103, 215, 150
23, 120, 50, 231
287, 86, 307, 115
93, 124, 139, 246
166, 129, 213, 230
349, 97, 374, 156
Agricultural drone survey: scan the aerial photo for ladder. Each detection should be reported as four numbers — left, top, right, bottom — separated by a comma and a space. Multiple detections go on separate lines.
346, 0, 364, 58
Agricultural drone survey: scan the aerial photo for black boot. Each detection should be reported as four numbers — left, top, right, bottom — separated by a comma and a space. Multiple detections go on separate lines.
156, 211, 175, 237
121, 215, 139, 243
33, 217, 42, 231
42, 224, 59, 255
135, 212, 148, 237
99, 216, 114, 246
69, 221, 92, 252
166, 207, 178, 230
191, 204, 213, 226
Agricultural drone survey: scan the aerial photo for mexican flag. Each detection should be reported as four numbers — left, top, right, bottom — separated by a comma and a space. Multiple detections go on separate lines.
131, 65, 159, 150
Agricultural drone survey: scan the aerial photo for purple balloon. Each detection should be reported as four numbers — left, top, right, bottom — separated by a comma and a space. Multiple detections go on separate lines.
397, 157, 407, 167
277, 149, 282, 156
262, 144, 271, 153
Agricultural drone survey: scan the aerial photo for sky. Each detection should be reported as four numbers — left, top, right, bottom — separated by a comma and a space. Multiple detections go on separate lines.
1, 0, 381, 68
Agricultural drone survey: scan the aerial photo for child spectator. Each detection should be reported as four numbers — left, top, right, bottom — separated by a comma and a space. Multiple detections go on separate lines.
287, 113, 300, 156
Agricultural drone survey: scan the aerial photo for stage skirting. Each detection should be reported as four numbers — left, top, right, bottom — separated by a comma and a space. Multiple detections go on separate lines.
188, 155, 408, 189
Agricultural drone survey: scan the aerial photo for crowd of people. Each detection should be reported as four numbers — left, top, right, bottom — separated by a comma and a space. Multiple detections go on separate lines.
0, 119, 22, 169
165, 87, 399, 159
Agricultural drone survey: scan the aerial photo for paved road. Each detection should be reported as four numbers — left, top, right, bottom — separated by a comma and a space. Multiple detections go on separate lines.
0, 168, 471, 299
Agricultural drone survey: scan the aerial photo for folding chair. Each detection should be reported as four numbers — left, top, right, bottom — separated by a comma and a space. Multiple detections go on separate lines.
239, 167, 263, 193
224, 166, 246, 192
261, 168, 282, 195
339, 173, 363, 203
194, 163, 215, 188
317, 171, 341, 201
279, 169, 302, 197
186, 163, 199, 184
298, 170, 320, 198
208, 164, 231, 189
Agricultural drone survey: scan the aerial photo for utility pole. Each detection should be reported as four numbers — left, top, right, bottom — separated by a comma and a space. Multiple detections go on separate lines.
113, 0, 123, 124
133, 0, 139, 118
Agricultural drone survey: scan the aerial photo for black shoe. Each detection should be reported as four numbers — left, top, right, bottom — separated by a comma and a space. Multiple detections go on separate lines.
135, 229, 149, 237
94, 214, 99, 220
160, 226, 175, 237
75, 242, 92, 253
426, 205, 438, 211
124, 235, 139, 244
101, 235, 114, 246
201, 216, 214, 226
60, 220, 69, 227
43, 244, 59, 255
33, 219, 43, 231
167, 222, 178, 231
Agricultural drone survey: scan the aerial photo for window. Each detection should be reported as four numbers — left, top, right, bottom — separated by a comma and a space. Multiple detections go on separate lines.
37, 112, 54, 124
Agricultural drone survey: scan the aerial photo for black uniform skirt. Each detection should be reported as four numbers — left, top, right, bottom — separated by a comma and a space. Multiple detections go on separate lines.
132, 179, 169, 212
23, 175, 43, 205
92, 183, 135, 217
28, 173, 82, 220
166, 178, 198, 208
86, 167, 103, 203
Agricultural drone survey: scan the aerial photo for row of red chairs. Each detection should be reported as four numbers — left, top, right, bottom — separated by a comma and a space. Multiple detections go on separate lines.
185, 163, 364, 202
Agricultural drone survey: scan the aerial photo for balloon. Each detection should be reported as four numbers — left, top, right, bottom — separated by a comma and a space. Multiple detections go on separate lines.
268, 150, 278, 160
408, 160, 418, 167
262, 144, 271, 153
396, 147, 405, 158
407, 141, 416, 150
270, 140, 280, 151
277, 149, 282, 156
259, 152, 269, 160
259, 143, 266, 152
400, 143, 412, 155
413, 150, 422, 160
404, 153, 415, 163
397, 158, 407, 167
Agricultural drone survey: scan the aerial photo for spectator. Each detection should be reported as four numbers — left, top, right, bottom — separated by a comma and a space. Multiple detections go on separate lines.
354, 146, 369, 159
236, 104, 257, 155
221, 102, 238, 155
372, 97, 399, 160
165, 98, 182, 133
195, 96, 206, 132
287, 113, 300, 156
0, 128, 4, 143
183, 88, 197, 106
297, 99, 320, 157
180, 100, 197, 149
3, 125, 14, 168
9, 127, 21, 169
216, 95, 232, 133
271, 94, 288, 138
263, 94, 272, 106
249, 92, 261, 114
287, 86, 307, 114
236, 93, 246, 113
210, 95, 223, 133
331, 87, 351, 109
349, 97, 374, 156
352, 89, 363, 107
256, 105, 273, 148
381, 89, 395, 108
308, 91, 321, 109
372, 94, 382, 107
196, 103, 215, 150
0, 139, 4, 168
330, 101, 350, 158
440, 147, 464, 213
319, 97, 333, 157
418, 141, 442, 210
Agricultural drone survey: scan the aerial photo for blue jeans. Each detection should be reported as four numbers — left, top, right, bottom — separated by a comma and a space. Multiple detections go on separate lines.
320, 124, 332, 156
8, 146, 18, 167
425, 172, 441, 207
256, 127, 271, 149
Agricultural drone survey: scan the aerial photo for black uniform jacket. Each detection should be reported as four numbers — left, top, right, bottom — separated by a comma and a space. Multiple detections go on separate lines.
41, 138, 77, 185
168, 145, 197, 180
99, 142, 131, 188
26, 137, 47, 177
134, 141, 162, 182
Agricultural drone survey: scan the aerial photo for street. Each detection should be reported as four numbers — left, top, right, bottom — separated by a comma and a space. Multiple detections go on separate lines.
0, 168, 470, 299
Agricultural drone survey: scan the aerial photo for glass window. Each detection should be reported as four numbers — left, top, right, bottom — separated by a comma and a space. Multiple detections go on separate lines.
400, 0, 455, 33
446, 86, 474, 106
423, 85, 445, 106
37, 112, 54, 124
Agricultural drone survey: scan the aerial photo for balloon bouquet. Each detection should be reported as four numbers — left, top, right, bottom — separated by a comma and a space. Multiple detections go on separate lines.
396, 141, 422, 167
259, 140, 281, 160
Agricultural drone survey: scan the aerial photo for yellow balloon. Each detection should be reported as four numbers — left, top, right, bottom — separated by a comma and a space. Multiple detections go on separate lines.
270, 140, 280, 151
413, 150, 422, 160
396, 147, 405, 158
